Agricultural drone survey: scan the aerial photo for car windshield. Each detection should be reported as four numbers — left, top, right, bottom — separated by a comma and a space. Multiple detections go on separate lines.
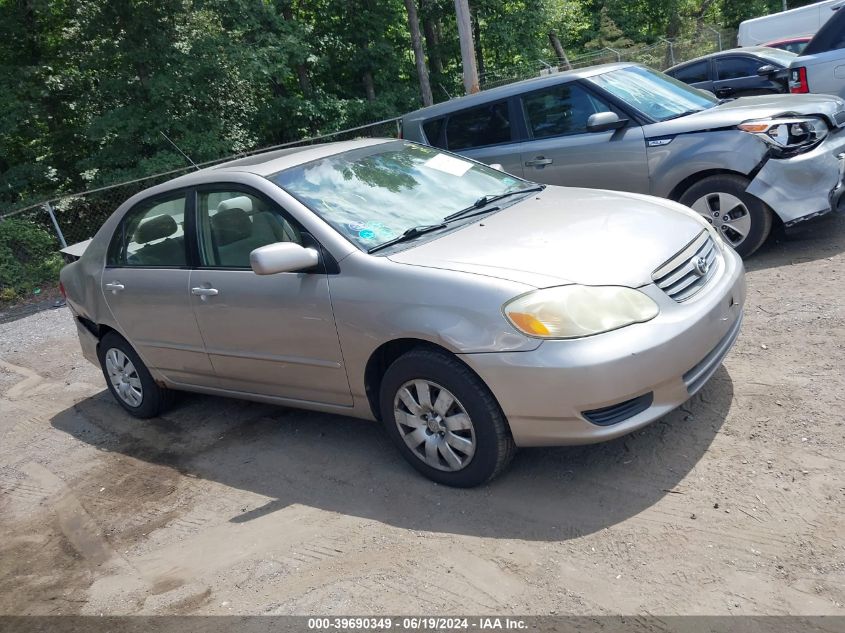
586, 66, 718, 122
270, 141, 532, 251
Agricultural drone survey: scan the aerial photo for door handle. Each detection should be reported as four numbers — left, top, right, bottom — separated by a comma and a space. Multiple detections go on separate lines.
525, 157, 553, 167
105, 281, 125, 293
191, 287, 219, 297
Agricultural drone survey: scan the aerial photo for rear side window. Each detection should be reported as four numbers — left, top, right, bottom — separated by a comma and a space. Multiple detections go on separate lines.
672, 60, 709, 83
445, 101, 512, 150
521, 82, 613, 139
107, 194, 187, 267
802, 10, 845, 55
422, 118, 446, 148
715, 56, 763, 80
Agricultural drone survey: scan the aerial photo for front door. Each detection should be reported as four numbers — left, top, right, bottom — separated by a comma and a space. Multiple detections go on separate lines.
713, 55, 782, 98
101, 192, 217, 387
517, 81, 650, 193
188, 188, 352, 406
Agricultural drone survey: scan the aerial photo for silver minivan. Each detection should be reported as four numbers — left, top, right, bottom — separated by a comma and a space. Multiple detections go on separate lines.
402, 63, 845, 257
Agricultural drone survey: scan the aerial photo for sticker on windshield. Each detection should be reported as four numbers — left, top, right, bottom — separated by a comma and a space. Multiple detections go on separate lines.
358, 229, 376, 240
424, 153, 473, 177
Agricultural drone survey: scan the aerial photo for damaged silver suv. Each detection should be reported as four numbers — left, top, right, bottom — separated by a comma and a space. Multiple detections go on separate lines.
402, 63, 845, 256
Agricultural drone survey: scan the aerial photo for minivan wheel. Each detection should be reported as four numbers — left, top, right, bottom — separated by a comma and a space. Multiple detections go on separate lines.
97, 332, 173, 418
379, 348, 515, 487
680, 174, 773, 257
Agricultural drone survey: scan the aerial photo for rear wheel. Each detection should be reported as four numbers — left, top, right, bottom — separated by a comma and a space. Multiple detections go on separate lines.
680, 174, 772, 257
97, 332, 173, 418
379, 348, 515, 487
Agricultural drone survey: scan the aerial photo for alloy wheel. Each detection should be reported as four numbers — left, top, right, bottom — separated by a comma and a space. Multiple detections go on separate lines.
105, 348, 143, 407
690, 192, 752, 248
393, 379, 476, 472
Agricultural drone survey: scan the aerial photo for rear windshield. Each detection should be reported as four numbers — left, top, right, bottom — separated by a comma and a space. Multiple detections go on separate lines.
802, 9, 845, 56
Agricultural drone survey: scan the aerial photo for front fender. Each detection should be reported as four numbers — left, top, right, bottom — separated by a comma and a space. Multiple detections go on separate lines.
647, 131, 768, 199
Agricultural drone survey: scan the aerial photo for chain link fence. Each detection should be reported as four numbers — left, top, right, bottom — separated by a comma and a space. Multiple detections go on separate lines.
480, 27, 737, 89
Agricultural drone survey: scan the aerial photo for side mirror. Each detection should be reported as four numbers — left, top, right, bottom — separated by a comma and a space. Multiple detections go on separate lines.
250, 242, 320, 275
757, 64, 777, 76
488, 163, 504, 171
586, 111, 627, 133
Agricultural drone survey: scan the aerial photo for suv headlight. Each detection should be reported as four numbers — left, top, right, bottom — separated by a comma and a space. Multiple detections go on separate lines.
503, 285, 659, 339
738, 116, 828, 151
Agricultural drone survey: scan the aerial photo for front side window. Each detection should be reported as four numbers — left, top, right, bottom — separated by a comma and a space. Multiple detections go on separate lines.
522, 83, 613, 139
108, 194, 186, 267
672, 60, 709, 84
271, 141, 531, 251
715, 56, 763, 80
196, 190, 301, 268
445, 101, 512, 150
586, 66, 717, 122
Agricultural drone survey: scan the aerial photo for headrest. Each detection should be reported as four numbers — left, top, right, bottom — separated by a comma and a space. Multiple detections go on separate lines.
217, 196, 253, 214
135, 214, 178, 243
211, 207, 252, 246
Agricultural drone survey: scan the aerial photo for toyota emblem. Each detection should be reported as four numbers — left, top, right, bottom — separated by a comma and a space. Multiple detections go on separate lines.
693, 256, 709, 277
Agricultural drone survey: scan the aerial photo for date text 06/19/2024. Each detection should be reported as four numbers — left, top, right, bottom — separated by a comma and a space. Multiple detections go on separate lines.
307, 617, 528, 631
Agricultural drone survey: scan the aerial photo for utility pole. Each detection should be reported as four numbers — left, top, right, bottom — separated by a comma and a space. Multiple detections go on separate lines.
454, 0, 479, 94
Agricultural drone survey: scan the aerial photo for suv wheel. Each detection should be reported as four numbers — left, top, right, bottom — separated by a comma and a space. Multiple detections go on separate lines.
680, 174, 773, 257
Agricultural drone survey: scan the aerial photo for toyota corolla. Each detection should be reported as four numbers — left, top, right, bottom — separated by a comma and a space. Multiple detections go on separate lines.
61, 139, 745, 486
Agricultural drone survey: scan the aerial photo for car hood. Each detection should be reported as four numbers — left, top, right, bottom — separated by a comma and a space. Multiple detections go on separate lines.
387, 187, 706, 288
646, 93, 845, 136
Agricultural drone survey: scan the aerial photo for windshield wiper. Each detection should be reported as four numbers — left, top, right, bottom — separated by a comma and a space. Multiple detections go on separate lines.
367, 223, 447, 254
661, 109, 705, 121
443, 185, 546, 222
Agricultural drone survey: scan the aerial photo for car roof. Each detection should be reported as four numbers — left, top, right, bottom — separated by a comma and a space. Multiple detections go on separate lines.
666, 46, 787, 71
402, 62, 637, 122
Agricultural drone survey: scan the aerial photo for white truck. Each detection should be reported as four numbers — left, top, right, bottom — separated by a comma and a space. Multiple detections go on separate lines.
738, 0, 844, 47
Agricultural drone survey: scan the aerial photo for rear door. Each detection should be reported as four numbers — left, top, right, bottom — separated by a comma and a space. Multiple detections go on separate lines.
101, 192, 217, 387
668, 59, 715, 93
422, 100, 525, 177
188, 186, 352, 406
517, 80, 650, 193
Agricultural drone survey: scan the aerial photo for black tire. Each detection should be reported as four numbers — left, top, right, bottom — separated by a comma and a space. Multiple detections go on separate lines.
679, 174, 773, 258
97, 331, 173, 418
379, 347, 515, 487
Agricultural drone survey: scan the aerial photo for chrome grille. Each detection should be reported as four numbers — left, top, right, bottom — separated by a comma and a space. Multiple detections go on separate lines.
652, 231, 720, 302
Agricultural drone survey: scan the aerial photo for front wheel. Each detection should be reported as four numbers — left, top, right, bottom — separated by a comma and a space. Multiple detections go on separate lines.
680, 174, 773, 258
97, 332, 173, 418
379, 348, 515, 487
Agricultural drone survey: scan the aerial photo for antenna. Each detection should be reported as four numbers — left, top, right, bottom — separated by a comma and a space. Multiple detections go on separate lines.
159, 131, 199, 171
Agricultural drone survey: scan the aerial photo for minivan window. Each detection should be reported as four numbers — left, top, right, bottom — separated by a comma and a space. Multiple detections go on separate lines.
672, 60, 709, 83
445, 101, 512, 150
522, 83, 613, 138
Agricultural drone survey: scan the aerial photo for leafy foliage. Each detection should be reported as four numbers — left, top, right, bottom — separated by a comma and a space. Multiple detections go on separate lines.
0, 218, 63, 300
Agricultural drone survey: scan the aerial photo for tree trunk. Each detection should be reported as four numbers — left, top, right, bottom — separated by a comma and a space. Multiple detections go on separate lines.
363, 71, 376, 101
421, 0, 443, 74
280, 2, 313, 96
404, 0, 434, 106
471, 9, 485, 80
548, 30, 572, 70
453, 0, 479, 94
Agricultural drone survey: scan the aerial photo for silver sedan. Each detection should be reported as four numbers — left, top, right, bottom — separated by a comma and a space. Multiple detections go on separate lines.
60, 139, 745, 486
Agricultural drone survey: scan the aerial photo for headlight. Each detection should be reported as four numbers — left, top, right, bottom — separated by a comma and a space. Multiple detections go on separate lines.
738, 117, 828, 151
503, 285, 659, 339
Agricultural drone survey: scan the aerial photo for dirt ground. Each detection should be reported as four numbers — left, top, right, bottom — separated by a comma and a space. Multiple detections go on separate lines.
1, 216, 844, 617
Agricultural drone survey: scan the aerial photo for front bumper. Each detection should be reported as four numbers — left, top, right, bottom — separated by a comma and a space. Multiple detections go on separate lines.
458, 243, 746, 447
746, 129, 845, 227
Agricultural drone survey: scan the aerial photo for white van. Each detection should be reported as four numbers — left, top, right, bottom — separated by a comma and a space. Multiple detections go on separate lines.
738, 0, 844, 47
